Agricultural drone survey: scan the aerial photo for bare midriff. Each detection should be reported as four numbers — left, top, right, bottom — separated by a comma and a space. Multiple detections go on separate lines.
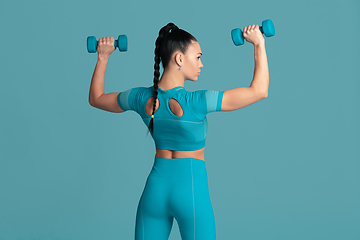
155, 147, 205, 161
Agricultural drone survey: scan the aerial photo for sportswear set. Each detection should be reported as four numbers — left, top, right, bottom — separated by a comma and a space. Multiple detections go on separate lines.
117, 86, 223, 240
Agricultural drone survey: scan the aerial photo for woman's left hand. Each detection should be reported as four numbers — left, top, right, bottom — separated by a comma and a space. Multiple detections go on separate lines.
243, 25, 265, 46
97, 36, 116, 59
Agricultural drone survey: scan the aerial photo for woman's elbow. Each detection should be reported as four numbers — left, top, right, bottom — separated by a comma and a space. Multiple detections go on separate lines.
89, 97, 97, 108
263, 90, 268, 99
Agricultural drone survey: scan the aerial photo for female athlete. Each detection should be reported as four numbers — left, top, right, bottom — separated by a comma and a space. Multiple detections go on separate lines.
89, 22, 269, 240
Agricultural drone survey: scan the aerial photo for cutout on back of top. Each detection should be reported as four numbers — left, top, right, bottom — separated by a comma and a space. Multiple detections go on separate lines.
146, 97, 159, 115
168, 98, 183, 117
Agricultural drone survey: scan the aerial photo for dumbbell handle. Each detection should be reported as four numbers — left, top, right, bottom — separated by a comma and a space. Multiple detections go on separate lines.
237, 26, 265, 37
87, 35, 127, 53
96, 39, 120, 48
258, 26, 264, 34
243, 26, 267, 36
232, 19, 275, 46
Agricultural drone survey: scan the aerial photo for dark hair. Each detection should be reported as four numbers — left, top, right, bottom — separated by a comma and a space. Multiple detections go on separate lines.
147, 23, 197, 134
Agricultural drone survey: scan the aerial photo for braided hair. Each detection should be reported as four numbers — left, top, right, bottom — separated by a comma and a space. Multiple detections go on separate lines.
148, 23, 197, 134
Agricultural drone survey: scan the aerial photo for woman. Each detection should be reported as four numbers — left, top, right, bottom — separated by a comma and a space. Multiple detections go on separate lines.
89, 22, 268, 240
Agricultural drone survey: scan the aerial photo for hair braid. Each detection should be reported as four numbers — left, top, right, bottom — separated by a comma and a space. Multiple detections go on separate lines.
147, 23, 196, 135
147, 53, 160, 134
148, 23, 177, 134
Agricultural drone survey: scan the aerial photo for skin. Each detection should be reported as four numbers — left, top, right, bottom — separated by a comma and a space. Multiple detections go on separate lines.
89, 24, 269, 161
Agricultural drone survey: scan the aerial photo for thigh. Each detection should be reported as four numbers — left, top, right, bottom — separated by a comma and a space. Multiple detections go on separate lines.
172, 174, 216, 240
135, 176, 174, 240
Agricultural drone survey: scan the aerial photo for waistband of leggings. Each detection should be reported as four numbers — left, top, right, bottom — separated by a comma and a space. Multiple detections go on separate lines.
151, 157, 207, 178
155, 157, 205, 162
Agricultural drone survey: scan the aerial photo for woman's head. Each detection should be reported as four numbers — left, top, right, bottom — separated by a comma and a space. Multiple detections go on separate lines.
156, 23, 198, 69
148, 23, 199, 134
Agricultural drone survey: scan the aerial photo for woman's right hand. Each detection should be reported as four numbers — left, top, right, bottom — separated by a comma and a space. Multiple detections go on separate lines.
243, 25, 265, 46
97, 36, 116, 59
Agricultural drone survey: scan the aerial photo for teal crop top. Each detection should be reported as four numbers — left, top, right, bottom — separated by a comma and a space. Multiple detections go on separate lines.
117, 86, 223, 151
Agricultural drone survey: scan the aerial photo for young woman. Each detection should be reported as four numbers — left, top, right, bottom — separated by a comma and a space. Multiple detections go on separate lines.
89, 22, 268, 240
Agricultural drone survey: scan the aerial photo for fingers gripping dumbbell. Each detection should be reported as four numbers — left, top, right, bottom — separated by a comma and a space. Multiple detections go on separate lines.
87, 35, 128, 53
231, 19, 275, 46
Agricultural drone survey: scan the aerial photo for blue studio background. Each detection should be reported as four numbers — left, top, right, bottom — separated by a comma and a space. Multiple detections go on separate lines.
0, 0, 359, 239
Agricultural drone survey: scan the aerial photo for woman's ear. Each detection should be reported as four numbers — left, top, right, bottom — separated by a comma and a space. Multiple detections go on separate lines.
174, 52, 183, 67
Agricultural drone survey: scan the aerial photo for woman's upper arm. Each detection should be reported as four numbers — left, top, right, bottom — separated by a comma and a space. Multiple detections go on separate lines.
89, 92, 125, 113
221, 86, 267, 111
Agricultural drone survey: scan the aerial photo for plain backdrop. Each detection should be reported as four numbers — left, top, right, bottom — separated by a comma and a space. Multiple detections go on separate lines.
0, 0, 359, 239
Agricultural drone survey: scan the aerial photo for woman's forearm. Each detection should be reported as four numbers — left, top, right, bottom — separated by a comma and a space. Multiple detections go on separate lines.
89, 57, 109, 105
250, 43, 269, 97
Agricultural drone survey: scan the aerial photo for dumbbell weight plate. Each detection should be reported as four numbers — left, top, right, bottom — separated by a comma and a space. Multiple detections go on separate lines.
231, 28, 245, 46
87, 36, 98, 53
262, 19, 275, 37
118, 35, 128, 52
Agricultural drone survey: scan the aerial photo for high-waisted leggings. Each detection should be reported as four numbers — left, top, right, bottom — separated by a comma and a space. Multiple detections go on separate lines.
135, 158, 216, 240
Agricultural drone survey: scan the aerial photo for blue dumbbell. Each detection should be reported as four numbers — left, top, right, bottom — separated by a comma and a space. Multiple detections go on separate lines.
87, 35, 128, 53
231, 19, 275, 46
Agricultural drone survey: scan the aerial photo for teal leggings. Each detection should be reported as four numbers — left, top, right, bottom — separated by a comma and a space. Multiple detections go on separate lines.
135, 158, 216, 240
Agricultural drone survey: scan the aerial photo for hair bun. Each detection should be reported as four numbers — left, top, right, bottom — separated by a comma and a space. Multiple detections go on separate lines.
160, 23, 179, 36
169, 24, 179, 33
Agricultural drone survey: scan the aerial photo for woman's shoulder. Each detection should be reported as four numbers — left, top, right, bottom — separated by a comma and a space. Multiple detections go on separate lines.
183, 88, 214, 99
123, 86, 153, 96
128, 85, 153, 92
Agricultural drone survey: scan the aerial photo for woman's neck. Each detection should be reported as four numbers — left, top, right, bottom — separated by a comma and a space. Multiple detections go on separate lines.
157, 69, 185, 91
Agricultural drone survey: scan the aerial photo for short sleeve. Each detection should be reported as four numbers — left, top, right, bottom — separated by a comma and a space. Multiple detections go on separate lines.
117, 87, 145, 112
204, 90, 223, 113
190, 90, 223, 119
